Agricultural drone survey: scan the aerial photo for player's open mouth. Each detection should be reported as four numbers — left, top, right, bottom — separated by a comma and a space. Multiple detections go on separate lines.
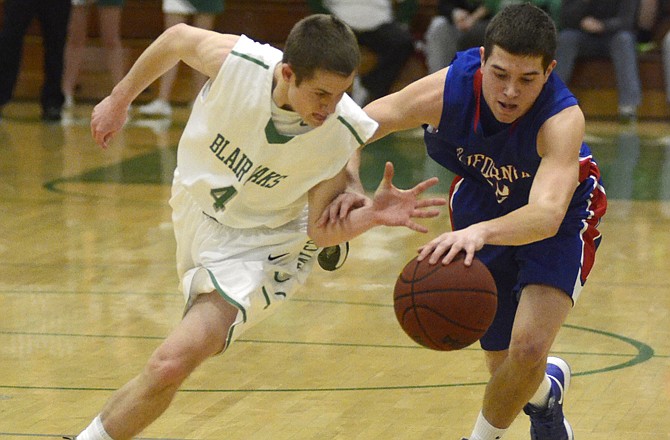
499, 101, 517, 112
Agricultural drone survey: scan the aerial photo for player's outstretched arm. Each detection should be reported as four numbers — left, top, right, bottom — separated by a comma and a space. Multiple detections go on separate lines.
318, 70, 447, 225
91, 25, 238, 148
309, 162, 446, 247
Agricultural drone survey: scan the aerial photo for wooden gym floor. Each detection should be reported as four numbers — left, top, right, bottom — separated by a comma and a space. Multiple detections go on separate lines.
0, 102, 669, 439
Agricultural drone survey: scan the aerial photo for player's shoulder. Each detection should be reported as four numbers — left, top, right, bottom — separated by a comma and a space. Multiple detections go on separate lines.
223, 35, 282, 69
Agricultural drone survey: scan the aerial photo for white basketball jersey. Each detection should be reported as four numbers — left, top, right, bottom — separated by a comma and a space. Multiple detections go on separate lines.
175, 35, 378, 229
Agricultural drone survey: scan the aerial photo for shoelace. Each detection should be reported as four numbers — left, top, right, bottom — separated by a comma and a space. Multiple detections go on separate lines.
529, 397, 568, 439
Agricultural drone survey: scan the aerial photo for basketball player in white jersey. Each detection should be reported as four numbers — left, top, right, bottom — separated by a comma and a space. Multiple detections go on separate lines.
70, 14, 447, 440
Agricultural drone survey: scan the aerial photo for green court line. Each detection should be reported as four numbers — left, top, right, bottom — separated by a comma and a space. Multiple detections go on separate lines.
0, 324, 656, 393
41, 134, 670, 200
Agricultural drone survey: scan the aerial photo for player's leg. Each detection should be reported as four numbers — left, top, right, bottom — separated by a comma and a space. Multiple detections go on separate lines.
467, 285, 571, 440
62, 2, 90, 106
137, 12, 187, 116
97, 5, 125, 87
482, 284, 571, 426
76, 291, 237, 440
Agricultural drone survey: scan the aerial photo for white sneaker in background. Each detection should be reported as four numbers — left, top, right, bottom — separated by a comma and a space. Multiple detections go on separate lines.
63, 95, 75, 109
137, 99, 172, 117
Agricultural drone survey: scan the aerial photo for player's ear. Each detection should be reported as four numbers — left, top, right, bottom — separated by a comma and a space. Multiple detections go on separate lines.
479, 46, 486, 67
544, 59, 557, 82
281, 63, 295, 83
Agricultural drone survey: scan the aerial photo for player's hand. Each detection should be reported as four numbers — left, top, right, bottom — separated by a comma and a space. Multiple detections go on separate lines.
417, 226, 486, 266
371, 162, 447, 233
91, 95, 130, 149
317, 190, 371, 227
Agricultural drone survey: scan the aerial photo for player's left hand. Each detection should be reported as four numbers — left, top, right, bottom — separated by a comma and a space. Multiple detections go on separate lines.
417, 225, 486, 266
316, 190, 371, 227
371, 162, 447, 233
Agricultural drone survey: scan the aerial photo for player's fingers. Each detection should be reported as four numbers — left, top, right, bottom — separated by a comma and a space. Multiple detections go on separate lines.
462, 249, 475, 266
405, 220, 429, 234
416, 244, 433, 261
411, 177, 439, 194
337, 198, 354, 219
428, 241, 453, 265
316, 209, 330, 227
440, 246, 463, 265
416, 197, 447, 208
411, 208, 441, 218
382, 161, 395, 185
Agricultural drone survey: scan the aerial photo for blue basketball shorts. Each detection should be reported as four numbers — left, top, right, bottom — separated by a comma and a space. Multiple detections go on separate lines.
449, 169, 607, 351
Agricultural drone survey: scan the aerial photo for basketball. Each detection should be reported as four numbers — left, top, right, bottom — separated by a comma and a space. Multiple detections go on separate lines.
393, 253, 497, 351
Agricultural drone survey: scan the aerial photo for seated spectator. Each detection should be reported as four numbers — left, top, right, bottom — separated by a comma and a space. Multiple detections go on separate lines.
637, 0, 660, 51
423, 0, 492, 74
308, 0, 417, 105
554, 0, 642, 121
424, 0, 561, 74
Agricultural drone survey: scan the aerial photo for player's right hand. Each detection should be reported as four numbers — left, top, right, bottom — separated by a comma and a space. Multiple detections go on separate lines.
91, 95, 129, 149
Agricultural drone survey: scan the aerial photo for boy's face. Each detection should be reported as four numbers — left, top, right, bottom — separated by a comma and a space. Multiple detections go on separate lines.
479, 45, 556, 124
283, 65, 355, 127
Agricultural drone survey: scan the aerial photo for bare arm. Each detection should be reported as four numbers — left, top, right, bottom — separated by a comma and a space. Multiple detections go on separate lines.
419, 105, 585, 265
364, 68, 447, 142
307, 163, 446, 247
91, 24, 239, 148
318, 69, 448, 225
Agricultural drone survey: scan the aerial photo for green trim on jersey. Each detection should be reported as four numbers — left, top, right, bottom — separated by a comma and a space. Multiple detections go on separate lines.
337, 116, 366, 146
264, 119, 293, 144
207, 269, 248, 323
230, 50, 269, 70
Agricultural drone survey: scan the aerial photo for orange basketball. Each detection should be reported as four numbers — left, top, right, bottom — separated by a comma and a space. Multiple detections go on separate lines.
393, 253, 497, 351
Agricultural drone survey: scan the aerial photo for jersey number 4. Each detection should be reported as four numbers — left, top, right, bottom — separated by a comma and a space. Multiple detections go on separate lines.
210, 186, 238, 212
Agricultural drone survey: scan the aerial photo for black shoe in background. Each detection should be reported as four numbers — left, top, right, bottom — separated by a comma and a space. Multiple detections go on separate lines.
42, 106, 62, 122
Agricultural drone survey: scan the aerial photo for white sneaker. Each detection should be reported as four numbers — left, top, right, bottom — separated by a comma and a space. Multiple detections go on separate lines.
137, 99, 172, 117
63, 95, 75, 109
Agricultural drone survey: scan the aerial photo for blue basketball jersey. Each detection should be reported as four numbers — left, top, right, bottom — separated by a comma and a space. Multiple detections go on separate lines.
423, 48, 608, 350
424, 48, 594, 213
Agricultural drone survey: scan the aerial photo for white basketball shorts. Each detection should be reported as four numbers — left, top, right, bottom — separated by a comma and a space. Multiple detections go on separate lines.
169, 172, 318, 349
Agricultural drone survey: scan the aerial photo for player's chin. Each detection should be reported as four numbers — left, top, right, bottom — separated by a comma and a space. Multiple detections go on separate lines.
310, 113, 329, 126
495, 102, 520, 123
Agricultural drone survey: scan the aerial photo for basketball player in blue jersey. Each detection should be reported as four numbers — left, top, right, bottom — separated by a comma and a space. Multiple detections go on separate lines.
325, 4, 607, 440
67, 14, 447, 440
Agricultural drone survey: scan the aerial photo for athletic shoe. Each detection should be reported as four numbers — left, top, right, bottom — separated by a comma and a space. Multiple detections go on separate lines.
63, 95, 75, 109
137, 99, 172, 117
317, 242, 349, 271
523, 356, 574, 440
42, 106, 62, 122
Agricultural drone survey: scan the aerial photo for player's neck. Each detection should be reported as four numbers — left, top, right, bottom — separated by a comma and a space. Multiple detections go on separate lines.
271, 64, 293, 111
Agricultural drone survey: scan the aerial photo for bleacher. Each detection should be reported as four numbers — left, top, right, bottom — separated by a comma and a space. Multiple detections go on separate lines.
3, 0, 669, 119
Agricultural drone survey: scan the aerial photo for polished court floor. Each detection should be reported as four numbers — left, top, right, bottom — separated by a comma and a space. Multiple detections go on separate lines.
0, 101, 669, 439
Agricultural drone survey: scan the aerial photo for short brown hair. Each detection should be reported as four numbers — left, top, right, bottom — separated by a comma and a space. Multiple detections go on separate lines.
484, 3, 557, 71
283, 14, 360, 85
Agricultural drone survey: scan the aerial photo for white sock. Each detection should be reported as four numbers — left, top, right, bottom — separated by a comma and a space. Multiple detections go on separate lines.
76, 415, 114, 440
469, 410, 507, 440
528, 374, 552, 408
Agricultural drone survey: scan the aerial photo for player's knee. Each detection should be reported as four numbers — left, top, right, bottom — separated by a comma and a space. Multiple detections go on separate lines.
144, 351, 195, 389
507, 335, 550, 370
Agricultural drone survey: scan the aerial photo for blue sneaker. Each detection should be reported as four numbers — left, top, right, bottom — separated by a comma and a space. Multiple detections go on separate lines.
523, 356, 574, 440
